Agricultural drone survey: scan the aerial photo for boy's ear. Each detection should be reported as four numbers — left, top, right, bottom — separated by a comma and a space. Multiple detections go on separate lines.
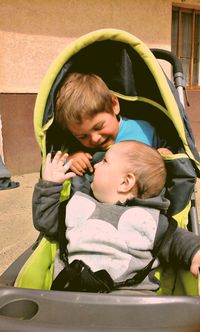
118, 173, 136, 193
112, 96, 120, 115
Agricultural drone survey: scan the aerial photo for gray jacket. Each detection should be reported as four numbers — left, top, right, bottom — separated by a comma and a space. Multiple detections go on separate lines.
33, 179, 200, 275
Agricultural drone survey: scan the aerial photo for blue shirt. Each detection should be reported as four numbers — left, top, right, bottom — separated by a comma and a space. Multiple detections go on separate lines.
115, 117, 158, 147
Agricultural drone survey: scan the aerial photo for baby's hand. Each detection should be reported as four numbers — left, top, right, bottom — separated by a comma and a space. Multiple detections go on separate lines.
43, 151, 76, 183
68, 151, 93, 176
190, 249, 200, 278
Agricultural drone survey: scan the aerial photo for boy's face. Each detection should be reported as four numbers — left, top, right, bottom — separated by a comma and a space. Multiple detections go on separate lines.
67, 97, 120, 149
91, 144, 125, 203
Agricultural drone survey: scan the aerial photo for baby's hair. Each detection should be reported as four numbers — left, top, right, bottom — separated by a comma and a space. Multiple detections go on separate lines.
55, 72, 114, 129
117, 141, 166, 199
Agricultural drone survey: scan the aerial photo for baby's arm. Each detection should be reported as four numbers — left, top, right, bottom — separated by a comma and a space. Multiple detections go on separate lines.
67, 151, 93, 176
156, 219, 200, 276
43, 151, 76, 183
33, 151, 75, 237
33, 179, 62, 237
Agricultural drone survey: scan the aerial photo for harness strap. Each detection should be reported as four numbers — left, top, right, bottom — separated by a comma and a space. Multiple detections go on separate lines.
58, 200, 69, 264
114, 217, 177, 289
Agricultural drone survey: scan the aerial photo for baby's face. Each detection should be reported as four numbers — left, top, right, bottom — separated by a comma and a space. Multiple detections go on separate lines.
67, 97, 120, 149
91, 145, 125, 203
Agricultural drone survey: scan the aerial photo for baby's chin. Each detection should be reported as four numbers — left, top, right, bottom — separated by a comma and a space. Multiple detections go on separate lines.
90, 183, 96, 197
90, 184, 101, 202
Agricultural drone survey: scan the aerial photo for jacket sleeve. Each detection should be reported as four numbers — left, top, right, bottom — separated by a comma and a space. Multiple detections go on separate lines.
155, 217, 200, 270
32, 179, 63, 238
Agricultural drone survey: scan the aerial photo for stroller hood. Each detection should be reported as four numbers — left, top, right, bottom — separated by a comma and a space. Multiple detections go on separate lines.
33, 28, 200, 174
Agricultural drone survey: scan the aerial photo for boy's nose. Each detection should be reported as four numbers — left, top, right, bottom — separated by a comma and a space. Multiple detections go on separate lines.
91, 133, 101, 144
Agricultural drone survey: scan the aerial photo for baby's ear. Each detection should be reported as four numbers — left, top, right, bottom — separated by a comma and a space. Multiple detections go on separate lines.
118, 173, 136, 193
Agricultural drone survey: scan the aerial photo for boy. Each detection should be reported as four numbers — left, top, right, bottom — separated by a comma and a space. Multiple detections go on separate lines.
55, 72, 171, 176
33, 141, 200, 292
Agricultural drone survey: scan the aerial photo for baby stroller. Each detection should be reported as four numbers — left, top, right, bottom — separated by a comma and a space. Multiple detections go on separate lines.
1, 28, 200, 332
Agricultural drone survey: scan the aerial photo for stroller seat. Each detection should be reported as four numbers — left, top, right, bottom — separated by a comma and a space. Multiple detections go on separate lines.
14, 28, 200, 295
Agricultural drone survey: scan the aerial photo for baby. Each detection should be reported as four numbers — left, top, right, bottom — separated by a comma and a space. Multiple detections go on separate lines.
34, 140, 200, 292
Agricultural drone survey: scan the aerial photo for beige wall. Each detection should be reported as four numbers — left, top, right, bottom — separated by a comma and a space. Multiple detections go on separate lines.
1, 0, 173, 93
1, 0, 200, 93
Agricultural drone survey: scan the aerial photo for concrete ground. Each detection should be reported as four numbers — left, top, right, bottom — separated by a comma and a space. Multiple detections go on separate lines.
0, 173, 200, 276
0, 173, 39, 275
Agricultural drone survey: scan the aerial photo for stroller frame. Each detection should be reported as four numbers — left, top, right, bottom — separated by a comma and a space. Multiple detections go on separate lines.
0, 29, 200, 331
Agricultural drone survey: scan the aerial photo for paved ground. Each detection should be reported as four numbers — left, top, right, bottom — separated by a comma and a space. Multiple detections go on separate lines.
0, 173, 39, 275
0, 173, 200, 276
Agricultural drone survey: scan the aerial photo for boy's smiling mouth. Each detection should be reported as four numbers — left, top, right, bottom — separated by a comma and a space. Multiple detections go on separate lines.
98, 137, 113, 148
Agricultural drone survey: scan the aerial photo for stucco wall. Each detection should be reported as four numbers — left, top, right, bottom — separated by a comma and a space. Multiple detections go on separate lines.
0, 0, 172, 93
2, 0, 199, 93
0, 94, 40, 174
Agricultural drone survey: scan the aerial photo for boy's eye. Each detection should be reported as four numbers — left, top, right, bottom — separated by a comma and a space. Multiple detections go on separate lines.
77, 134, 87, 140
94, 122, 104, 131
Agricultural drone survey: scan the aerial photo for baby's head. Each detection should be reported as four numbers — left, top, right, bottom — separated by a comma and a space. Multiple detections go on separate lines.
55, 72, 120, 149
91, 140, 166, 204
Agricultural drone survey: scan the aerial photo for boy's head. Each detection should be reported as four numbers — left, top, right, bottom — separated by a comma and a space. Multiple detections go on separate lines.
55, 72, 120, 149
91, 140, 166, 204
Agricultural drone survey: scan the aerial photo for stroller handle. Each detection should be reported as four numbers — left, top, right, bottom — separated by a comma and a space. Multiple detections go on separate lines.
151, 49, 185, 87
151, 48, 189, 106
150, 49, 183, 74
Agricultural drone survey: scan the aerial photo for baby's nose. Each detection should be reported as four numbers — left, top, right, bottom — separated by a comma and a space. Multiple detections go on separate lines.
94, 161, 101, 169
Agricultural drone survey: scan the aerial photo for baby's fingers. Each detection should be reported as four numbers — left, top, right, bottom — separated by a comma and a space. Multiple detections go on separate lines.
59, 152, 69, 164
63, 159, 73, 172
65, 171, 76, 180
45, 153, 52, 165
52, 151, 62, 164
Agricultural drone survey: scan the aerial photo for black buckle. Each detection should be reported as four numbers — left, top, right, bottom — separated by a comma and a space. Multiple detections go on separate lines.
51, 260, 114, 293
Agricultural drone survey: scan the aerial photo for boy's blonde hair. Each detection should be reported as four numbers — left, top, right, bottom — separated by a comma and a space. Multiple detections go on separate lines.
118, 141, 166, 199
55, 72, 114, 129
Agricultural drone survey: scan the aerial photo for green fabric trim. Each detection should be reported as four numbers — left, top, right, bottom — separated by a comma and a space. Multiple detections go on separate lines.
15, 238, 57, 290
162, 153, 191, 161
156, 202, 192, 294
112, 92, 169, 118
60, 180, 71, 202
175, 270, 199, 296
155, 266, 199, 296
